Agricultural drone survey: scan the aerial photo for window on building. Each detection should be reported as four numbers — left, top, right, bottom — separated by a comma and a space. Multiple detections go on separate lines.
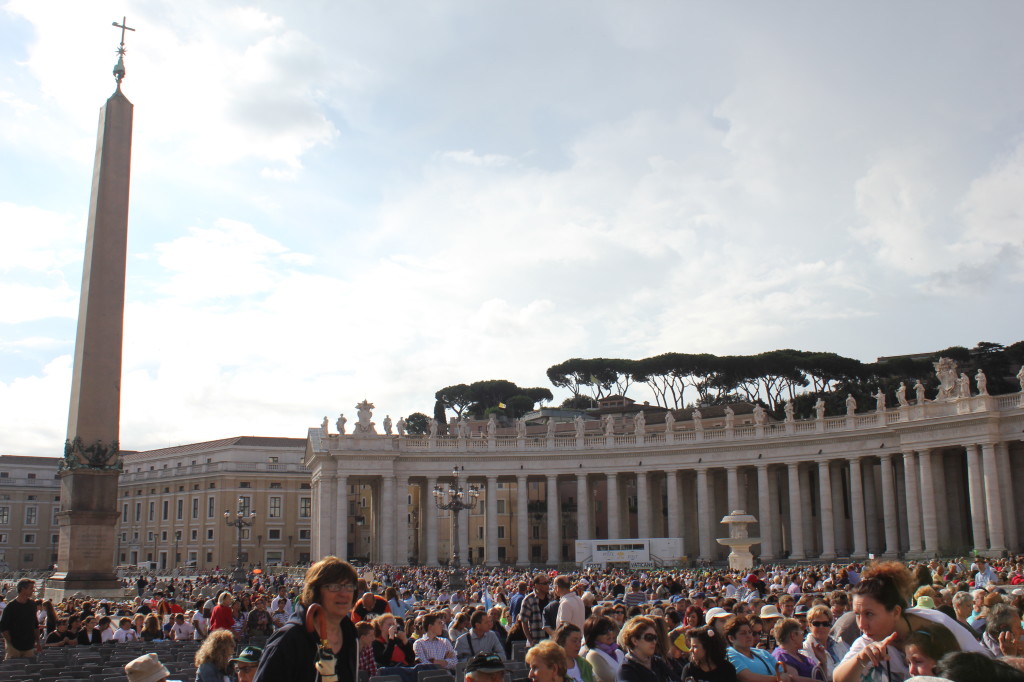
25, 507, 37, 525
268, 529, 281, 540
269, 497, 282, 518
176, 499, 183, 520
268, 457, 279, 464
161, 531, 167, 541
148, 532, 154, 542
148, 502, 154, 521
206, 529, 214, 540
0, 472, 6, 477
192, 498, 199, 519
27, 473, 36, 479
266, 550, 283, 564
0, 533, 7, 543
191, 530, 197, 541
0, 506, 8, 525
26, 495, 35, 500
497, 500, 506, 514
162, 500, 169, 520
208, 497, 215, 518
477, 527, 484, 539
122, 504, 128, 522
532, 526, 540, 539
23, 552, 33, 562
498, 526, 505, 539
240, 482, 251, 488
299, 529, 310, 540
299, 498, 311, 518
270, 482, 282, 489
121, 532, 127, 541
206, 552, 213, 562
300, 483, 310, 490
241, 528, 250, 540
135, 503, 141, 522
52, 506, 60, 524
239, 496, 251, 516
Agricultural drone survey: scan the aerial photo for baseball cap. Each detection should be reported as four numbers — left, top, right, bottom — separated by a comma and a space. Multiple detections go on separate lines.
466, 653, 505, 674
230, 646, 263, 664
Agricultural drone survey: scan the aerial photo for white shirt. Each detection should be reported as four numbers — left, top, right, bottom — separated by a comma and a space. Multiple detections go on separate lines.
113, 628, 139, 642
271, 595, 294, 617
170, 622, 195, 640
557, 592, 586, 629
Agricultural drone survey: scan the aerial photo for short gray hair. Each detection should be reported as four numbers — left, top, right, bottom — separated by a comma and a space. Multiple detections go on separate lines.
952, 592, 974, 609
986, 604, 1019, 636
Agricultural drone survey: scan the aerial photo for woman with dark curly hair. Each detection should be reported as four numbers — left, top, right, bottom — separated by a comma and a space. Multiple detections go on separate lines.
683, 628, 736, 682
832, 561, 984, 682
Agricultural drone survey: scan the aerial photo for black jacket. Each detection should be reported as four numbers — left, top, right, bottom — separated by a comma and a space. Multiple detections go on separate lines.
617, 654, 676, 682
373, 636, 417, 667
253, 605, 358, 682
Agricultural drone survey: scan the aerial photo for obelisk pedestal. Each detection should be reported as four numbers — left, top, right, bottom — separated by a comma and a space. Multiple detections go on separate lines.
46, 84, 133, 601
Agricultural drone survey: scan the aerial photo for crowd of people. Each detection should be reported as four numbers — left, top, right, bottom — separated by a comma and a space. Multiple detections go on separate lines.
1, 555, 1024, 682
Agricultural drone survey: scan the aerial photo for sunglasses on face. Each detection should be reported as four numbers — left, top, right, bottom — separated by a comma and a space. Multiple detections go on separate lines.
811, 621, 832, 628
640, 633, 658, 643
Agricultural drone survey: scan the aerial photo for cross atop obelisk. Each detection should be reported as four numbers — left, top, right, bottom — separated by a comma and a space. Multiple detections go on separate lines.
48, 20, 137, 600
111, 16, 135, 88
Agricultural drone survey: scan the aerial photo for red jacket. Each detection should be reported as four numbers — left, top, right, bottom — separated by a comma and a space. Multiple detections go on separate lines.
210, 604, 235, 631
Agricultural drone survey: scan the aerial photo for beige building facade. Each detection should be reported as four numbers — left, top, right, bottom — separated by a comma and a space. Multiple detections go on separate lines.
307, 391, 1024, 566
0, 455, 63, 572
117, 437, 314, 570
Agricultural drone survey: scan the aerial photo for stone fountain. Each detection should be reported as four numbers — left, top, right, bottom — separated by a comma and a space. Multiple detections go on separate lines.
717, 509, 762, 571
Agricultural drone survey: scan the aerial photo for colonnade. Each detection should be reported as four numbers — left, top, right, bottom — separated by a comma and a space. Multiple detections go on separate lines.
309, 439, 1022, 565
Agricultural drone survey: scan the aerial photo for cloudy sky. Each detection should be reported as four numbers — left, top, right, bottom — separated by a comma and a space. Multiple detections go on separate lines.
1, 1, 1022, 457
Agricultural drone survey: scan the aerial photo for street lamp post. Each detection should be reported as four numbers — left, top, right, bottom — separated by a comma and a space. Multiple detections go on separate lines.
432, 466, 479, 588
224, 497, 256, 583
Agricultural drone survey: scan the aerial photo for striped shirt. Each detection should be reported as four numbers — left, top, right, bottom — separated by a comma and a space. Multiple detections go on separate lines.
413, 635, 457, 669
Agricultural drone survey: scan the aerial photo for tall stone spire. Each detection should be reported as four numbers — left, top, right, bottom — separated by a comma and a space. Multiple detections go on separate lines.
48, 19, 136, 600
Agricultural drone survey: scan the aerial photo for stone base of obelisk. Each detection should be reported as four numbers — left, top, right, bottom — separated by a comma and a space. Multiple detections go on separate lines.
46, 469, 124, 600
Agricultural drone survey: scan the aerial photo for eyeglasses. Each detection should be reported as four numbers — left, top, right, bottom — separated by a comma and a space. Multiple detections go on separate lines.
640, 633, 659, 643
811, 621, 832, 628
323, 583, 357, 593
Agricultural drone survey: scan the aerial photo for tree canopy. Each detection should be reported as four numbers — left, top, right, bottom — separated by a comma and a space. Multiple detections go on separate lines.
435, 379, 553, 420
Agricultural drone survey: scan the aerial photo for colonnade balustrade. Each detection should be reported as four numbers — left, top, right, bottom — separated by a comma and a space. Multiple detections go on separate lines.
305, 392, 1024, 565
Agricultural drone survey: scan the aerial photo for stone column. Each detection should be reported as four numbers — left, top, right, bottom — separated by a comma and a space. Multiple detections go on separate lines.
666, 470, 681, 541
727, 466, 739, 512
787, 463, 805, 559
879, 454, 899, 557
636, 472, 650, 538
997, 443, 1018, 552
696, 468, 712, 560
546, 474, 560, 565
917, 450, 939, 555
576, 474, 590, 542
336, 473, 348, 559
863, 460, 880, 553
516, 474, 529, 565
607, 473, 621, 539
902, 452, 923, 554
425, 477, 439, 566
966, 444, 988, 552
981, 442, 1006, 553
756, 464, 774, 559
486, 475, 499, 565
849, 458, 867, 558
818, 461, 836, 559
381, 476, 396, 565
395, 476, 409, 565
458, 497, 470, 566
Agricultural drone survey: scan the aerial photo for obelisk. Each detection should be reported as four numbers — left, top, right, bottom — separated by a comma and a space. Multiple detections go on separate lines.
48, 18, 135, 600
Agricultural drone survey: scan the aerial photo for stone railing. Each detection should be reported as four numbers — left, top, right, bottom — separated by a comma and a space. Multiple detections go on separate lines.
317, 391, 1024, 454
119, 461, 308, 483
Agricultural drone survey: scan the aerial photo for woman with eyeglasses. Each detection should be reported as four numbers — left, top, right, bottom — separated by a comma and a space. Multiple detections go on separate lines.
770, 618, 818, 682
800, 605, 847, 681
584, 616, 624, 682
616, 616, 675, 682
253, 556, 359, 682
